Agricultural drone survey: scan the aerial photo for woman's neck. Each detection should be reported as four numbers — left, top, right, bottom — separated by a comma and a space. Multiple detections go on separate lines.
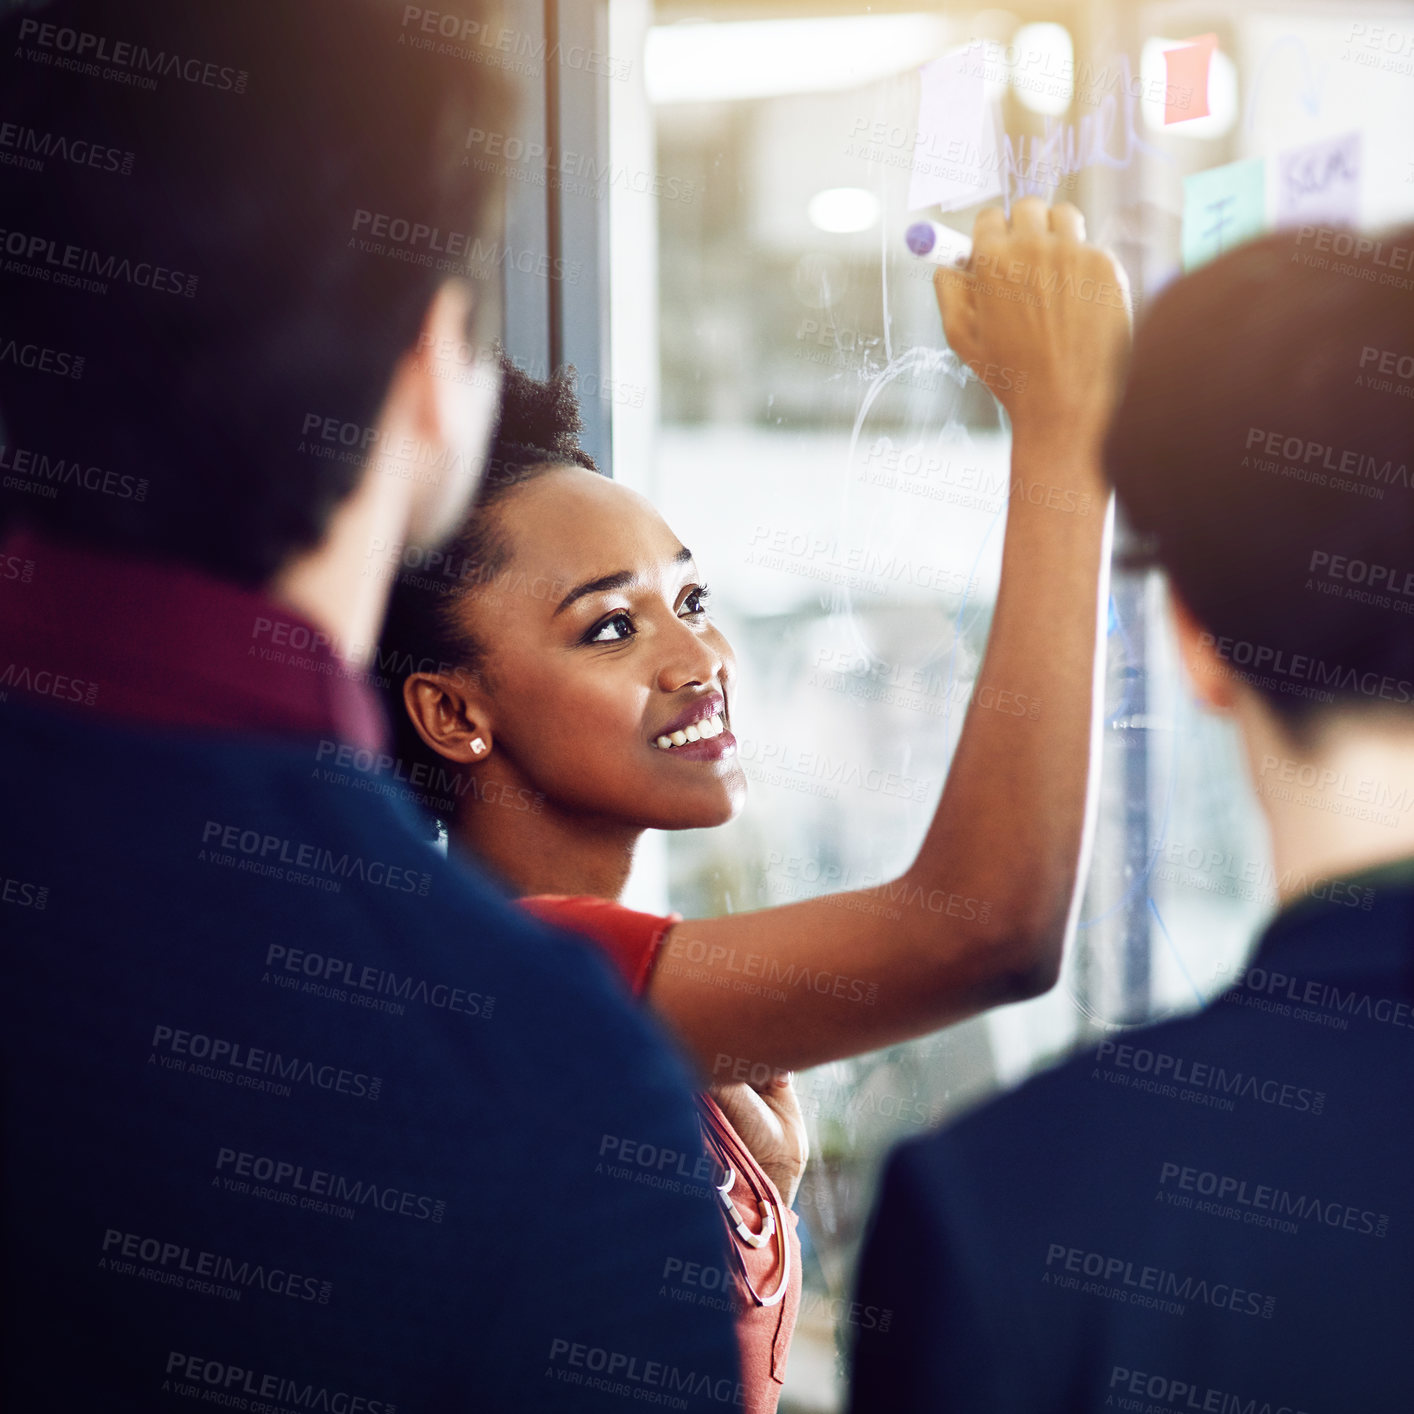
449, 792, 641, 901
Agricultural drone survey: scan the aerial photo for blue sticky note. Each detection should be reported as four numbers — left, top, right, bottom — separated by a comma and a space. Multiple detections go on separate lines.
1182, 158, 1266, 271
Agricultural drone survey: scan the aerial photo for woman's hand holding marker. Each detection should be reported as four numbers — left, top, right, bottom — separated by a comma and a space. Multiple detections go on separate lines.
932, 198, 1132, 455
905, 220, 973, 267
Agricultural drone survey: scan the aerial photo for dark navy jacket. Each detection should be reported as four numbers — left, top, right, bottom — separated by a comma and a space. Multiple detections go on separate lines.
0, 536, 740, 1412
852, 863, 1414, 1414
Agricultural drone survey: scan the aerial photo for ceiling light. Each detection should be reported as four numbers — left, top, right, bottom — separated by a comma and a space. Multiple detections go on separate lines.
807, 187, 880, 234
1009, 23, 1074, 117
646, 14, 951, 105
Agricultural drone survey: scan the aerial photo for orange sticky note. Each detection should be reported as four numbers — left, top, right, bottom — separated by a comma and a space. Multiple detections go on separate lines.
1163, 33, 1218, 124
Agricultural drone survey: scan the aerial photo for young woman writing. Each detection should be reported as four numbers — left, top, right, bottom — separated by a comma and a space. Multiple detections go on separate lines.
377, 198, 1129, 1411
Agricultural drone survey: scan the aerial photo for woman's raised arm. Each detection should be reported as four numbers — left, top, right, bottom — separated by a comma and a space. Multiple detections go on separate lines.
647, 197, 1130, 1078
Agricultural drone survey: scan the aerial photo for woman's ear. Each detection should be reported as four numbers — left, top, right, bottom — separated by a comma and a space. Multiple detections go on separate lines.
402, 670, 495, 764
1168, 590, 1237, 714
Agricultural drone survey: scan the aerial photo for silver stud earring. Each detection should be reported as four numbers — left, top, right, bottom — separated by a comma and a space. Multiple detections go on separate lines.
470, 738, 487, 755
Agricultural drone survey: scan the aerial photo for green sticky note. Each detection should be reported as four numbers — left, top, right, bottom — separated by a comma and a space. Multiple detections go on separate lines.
1182, 158, 1266, 271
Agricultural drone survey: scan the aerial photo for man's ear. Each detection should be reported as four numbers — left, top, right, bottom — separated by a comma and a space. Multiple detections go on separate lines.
402, 669, 495, 764
387, 279, 503, 553
1169, 590, 1237, 713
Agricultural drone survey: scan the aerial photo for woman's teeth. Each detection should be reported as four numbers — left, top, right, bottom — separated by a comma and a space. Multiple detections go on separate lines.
655, 714, 726, 750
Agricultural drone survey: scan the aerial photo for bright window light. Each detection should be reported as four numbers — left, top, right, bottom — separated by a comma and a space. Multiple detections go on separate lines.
1139, 36, 1238, 138
807, 187, 880, 234
1009, 23, 1074, 117
645, 14, 951, 105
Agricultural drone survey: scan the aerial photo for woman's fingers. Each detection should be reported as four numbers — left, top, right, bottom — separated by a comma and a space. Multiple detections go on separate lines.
1048, 202, 1086, 243
1008, 195, 1050, 238
933, 263, 978, 366
972, 205, 1008, 242
1097, 242, 1134, 322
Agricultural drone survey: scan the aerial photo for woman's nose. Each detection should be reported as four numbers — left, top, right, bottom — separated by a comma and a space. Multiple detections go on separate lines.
657, 618, 723, 693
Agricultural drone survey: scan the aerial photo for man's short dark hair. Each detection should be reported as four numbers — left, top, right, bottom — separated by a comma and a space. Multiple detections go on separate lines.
1105, 225, 1414, 729
0, 0, 508, 586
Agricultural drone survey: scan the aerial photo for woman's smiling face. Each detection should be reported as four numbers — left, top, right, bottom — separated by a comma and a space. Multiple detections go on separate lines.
456, 464, 746, 830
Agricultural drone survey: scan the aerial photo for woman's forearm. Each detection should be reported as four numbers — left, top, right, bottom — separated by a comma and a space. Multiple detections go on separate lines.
898, 432, 1111, 994
647, 200, 1130, 1078
651, 448, 1111, 1076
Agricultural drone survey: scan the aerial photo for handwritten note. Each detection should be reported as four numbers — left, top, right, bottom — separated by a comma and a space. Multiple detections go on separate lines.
1274, 132, 1361, 229
1182, 158, 1265, 271
1163, 33, 1218, 124
908, 44, 1002, 212
1002, 54, 1155, 206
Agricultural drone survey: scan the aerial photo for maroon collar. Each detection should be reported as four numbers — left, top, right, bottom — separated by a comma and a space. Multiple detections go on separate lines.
0, 530, 386, 751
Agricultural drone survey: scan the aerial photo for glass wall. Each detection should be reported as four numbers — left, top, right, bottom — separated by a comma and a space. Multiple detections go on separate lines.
608, 3, 1414, 1406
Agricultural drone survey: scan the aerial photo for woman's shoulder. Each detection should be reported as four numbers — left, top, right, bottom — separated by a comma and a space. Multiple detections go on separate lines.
519, 894, 682, 998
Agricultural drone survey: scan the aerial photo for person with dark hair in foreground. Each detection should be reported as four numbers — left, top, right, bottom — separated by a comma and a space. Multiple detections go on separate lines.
377, 199, 1131, 1410
0, 2, 740, 1409
849, 225, 1414, 1412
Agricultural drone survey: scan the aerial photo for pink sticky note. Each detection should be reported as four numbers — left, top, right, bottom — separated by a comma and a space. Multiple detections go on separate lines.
1163, 33, 1218, 124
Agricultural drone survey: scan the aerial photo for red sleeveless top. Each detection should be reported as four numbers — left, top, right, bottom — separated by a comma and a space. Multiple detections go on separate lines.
520, 895, 801, 1414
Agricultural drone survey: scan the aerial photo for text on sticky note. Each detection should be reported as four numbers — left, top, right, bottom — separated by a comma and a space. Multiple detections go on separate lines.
1182, 158, 1266, 271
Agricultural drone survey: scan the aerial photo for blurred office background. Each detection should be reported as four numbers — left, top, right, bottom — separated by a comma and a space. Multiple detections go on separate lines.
502, 1, 1414, 1405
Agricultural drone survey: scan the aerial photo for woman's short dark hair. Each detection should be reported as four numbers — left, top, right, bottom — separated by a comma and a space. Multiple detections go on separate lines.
0, 0, 508, 587
1105, 224, 1414, 730
375, 348, 599, 828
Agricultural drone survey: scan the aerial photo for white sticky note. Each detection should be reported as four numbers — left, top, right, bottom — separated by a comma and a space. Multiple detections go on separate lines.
1274, 132, 1361, 230
908, 44, 1001, 213
974, 98, 1005, 207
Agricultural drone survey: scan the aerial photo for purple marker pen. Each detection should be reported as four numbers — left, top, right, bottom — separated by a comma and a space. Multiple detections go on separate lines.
905, 220, 972, 267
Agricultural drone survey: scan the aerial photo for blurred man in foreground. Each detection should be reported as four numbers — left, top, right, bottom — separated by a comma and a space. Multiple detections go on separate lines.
852, 225, 1414, 1412
0, 3, 739, 1407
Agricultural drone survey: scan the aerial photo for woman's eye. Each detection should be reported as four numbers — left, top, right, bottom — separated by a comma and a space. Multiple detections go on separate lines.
586, 611, 635, 644
680, 585, 712, 617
